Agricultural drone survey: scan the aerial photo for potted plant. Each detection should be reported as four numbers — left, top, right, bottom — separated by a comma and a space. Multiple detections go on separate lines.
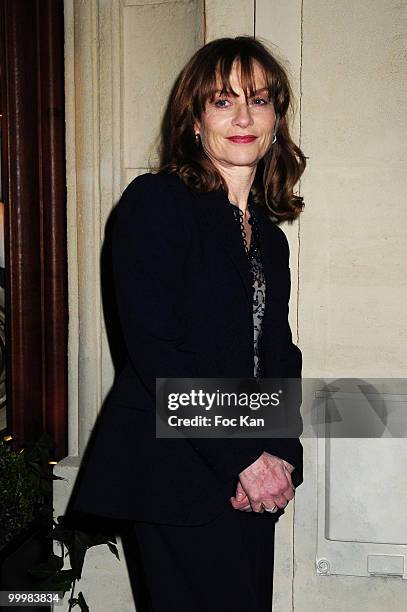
0, 433, 120, 611
0, 433, 55, 602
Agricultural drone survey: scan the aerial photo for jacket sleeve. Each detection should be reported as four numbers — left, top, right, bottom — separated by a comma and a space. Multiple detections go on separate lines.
112, 174, 263, 482
260, 227, 304, 487
112, 175, 197, 382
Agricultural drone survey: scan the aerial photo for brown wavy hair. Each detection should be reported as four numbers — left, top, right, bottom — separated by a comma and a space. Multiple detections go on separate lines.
158, 36, 306, 222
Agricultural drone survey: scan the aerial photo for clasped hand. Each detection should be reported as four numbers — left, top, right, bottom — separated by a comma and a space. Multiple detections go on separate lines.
230, 452, 295, 513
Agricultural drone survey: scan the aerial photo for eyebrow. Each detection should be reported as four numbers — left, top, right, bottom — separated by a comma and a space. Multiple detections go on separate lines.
251, 87, 269, 96
213, 86, 269, 97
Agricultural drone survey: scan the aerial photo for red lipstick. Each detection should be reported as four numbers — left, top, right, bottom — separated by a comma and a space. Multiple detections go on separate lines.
227, 135, 257, 143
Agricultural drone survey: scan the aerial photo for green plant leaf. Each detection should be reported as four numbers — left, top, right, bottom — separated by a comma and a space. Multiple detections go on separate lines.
37, 505, 53, 520
52, 521, 77, 548
27, 564, 58, 580
67, 531, 91, 579
41, 569, 77, 594
25, 461, 42, 475
76, 592, 90, 612
24, 432, 55, 461
78, 531, 114, 549
28, 552, 64, 578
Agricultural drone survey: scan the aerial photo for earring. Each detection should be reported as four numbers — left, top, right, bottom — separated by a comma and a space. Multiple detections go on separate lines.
272, 133, 277, 144
195, 133, 201, 146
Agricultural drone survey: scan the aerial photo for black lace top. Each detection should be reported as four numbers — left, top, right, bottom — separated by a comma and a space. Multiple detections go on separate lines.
230, 201, 266, 379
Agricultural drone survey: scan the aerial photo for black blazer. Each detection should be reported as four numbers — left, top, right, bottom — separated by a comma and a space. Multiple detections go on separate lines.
71, 172, 303, 526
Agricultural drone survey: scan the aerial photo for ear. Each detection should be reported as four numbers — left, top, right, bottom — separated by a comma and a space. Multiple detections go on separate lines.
193, 118, 201, 136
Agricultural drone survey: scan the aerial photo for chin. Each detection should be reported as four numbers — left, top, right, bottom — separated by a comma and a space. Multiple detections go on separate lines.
221, 147, 265, 168
225, 155, 261, 167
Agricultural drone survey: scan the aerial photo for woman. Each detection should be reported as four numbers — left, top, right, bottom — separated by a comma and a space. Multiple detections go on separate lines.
72, 36, 306, 611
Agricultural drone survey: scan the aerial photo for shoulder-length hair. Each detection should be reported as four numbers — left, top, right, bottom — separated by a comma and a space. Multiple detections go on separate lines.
158, 36, 306, 222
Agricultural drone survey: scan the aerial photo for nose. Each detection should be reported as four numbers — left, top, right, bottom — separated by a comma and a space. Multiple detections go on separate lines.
231, 102, 254, 128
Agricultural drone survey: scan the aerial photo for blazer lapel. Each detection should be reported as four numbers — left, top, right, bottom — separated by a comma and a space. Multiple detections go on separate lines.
192, 189, 287, 320
191, 187, 289, 365
194, 189, 253, 312
251, 202, 277, 286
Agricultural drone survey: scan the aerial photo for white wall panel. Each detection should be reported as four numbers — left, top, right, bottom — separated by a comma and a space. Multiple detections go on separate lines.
123, 0, 203, 172
255, 5, 304, 610
204, 0, 254, 40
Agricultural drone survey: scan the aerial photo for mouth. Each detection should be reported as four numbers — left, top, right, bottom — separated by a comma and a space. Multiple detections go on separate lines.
226, 135, 258, 144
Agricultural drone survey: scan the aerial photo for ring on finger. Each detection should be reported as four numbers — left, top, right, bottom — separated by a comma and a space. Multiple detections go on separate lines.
261, 503, 278, 513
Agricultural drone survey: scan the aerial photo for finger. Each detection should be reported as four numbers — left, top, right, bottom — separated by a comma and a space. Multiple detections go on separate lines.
230, 496, 250, 510
260, 501, 278, 513
282, 460, 295, 473
283, 467, 294, 490
261, 498, 278, 511
264, 461, 294, 497
274, 465, 295, 497
262, 476, 294, 501
230, 495, 252, 512
235, 480, 247, 501
231, 490, 249, 504
272, 494, 290, 509
250, 499, 265, 513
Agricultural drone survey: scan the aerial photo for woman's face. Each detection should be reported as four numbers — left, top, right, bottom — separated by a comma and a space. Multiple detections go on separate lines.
195, 60, 276, 172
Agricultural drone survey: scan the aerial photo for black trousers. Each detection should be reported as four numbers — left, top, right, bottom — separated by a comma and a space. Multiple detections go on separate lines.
121, 503, 276, 612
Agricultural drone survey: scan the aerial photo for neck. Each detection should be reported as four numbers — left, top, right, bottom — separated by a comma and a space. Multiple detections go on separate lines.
213, 163, 256, 212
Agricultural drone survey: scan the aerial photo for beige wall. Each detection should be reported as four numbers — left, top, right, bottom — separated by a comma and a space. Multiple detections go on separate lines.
300, 0, 407, 379
257, 1, 407, 610
299, 1, 407, 609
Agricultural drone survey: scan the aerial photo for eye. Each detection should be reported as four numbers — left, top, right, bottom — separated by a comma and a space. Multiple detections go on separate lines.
214, 98, 231, 108
251, 96, 270, 106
